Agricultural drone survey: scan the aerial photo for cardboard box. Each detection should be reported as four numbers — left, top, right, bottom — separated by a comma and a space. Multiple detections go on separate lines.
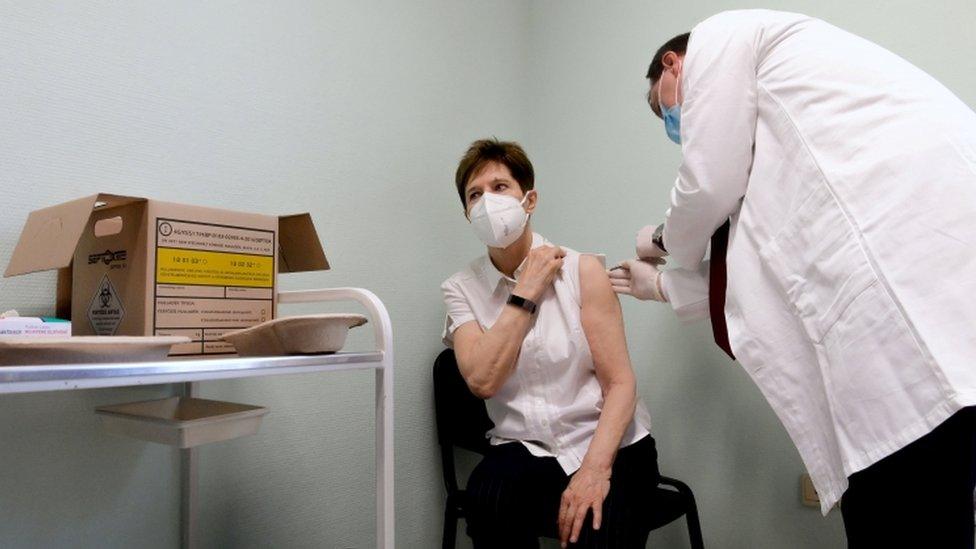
4, 194, 328, 356
0, 316, 71, 338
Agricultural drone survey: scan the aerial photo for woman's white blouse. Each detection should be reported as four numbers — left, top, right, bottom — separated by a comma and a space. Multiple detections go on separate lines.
441, 233, 651, 474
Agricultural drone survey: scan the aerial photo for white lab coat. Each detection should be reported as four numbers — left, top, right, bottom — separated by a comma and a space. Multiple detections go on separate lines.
659, 9, 976, 513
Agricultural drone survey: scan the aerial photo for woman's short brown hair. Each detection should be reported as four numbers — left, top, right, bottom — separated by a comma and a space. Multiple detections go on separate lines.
455, 138, 534, 207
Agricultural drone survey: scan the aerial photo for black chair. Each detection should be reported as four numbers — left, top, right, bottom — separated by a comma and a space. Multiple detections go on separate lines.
433, 349, 705, 549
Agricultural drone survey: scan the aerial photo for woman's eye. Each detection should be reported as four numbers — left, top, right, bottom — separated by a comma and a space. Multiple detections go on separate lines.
469, 192, 481, 201
495, 183, 508, 191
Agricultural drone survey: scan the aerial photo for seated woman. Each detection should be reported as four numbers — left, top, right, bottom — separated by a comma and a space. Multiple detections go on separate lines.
441, 138, 660, 548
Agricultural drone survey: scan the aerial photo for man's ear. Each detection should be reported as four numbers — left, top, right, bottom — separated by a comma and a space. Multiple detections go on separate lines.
663, 51, 681, 74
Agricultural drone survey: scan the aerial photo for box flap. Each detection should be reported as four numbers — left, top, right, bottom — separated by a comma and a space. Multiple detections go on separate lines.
91, 193, 147, 210
4, 193, 147, 277
278, 213, 330, 273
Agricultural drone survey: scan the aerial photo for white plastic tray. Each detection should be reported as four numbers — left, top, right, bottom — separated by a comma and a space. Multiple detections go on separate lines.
96, 397, 268, 448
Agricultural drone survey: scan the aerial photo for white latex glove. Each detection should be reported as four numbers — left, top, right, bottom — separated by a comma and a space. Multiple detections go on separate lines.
636, 224, 668, 260
607, 258, 667, 302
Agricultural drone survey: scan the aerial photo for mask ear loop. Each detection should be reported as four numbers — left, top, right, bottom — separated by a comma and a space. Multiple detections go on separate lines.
520, 191, 535, 226
673, 59, 682, 105
520, 190, 537, 214
658, 59, 682, 112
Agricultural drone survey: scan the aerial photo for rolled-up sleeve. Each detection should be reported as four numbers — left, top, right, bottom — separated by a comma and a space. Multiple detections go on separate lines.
663, 12, 759, 269
440, 278, 476, 348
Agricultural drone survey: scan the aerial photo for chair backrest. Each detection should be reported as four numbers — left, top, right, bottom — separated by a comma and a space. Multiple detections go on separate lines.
433, 348, 493, 455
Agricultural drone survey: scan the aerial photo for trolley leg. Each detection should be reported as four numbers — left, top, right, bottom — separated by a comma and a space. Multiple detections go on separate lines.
180, 382, 198, 549
376, 365, 394, 548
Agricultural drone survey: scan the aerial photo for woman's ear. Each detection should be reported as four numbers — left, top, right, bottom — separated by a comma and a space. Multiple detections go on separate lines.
523, 190, 538, 214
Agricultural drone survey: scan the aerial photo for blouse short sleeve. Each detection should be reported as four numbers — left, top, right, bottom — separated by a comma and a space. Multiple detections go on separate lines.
440, 278, 476, 347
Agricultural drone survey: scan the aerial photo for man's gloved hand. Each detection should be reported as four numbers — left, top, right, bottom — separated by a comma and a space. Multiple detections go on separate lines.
636, 224, 668, 259
607, 258, 667, 302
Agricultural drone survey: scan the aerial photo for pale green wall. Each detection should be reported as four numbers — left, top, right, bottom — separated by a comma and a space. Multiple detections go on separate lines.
0, 2, 529, 547
1, 1, 974, 548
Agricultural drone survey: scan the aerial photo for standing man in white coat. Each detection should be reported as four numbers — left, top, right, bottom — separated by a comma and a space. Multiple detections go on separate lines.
609, 9, 976, 547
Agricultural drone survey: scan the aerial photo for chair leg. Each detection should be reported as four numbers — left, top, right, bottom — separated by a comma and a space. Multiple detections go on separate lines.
443, 503, 458, 549
683, 492, 704, 549
658, 476, 705, 549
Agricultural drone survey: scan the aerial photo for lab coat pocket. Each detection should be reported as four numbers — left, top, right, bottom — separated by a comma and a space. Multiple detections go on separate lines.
820, 282, 937, 407
759, 183, 942, 450
758, 183, 878, 343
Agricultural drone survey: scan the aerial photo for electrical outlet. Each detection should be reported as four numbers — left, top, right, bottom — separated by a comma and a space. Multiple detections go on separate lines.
800, 473, 820, 508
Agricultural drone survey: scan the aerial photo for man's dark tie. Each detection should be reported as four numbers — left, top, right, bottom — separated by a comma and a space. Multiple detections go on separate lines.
709, 220, 736, 360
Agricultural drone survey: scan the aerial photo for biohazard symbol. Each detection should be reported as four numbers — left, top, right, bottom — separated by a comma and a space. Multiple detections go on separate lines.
87, 275, 125, 335
100, 286, 112, 308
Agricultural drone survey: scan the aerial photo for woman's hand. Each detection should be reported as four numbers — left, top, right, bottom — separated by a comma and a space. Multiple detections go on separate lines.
513, 245, 566, 302
558, 464, 611, 547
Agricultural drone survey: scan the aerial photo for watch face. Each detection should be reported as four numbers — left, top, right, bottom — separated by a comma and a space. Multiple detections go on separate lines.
653, 224, 666, 251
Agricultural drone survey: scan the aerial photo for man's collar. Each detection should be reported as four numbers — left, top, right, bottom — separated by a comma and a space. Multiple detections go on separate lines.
481, 232, 548, 291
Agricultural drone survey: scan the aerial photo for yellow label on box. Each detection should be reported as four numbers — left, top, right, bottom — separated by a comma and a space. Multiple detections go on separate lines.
156, 248, 273, 288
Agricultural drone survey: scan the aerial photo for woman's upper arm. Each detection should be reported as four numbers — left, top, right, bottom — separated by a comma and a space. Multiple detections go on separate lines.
578, 255, 635, 388
451, 320, 482, 371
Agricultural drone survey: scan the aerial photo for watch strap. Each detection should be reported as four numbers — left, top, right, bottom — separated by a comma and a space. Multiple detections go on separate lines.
507, 293, 538, 315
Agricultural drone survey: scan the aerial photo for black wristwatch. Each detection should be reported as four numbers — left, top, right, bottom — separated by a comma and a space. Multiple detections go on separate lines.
507, 293, 538, 315
652, 223, 667, 253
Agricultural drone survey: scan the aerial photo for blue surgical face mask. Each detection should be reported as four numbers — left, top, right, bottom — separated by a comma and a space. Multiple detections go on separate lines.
658, 67, 682, 145
661, 103, 681, 145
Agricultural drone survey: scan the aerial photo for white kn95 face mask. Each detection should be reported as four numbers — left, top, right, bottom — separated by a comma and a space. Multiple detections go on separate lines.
468, 192, 530, 249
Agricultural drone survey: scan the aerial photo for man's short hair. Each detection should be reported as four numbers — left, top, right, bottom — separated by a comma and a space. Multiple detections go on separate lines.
646, 32, 691, 84
455, 138, 535, 208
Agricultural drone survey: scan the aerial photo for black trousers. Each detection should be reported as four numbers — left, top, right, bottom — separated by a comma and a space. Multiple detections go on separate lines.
841, 406, 976, 548
465, 435, 660, 548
